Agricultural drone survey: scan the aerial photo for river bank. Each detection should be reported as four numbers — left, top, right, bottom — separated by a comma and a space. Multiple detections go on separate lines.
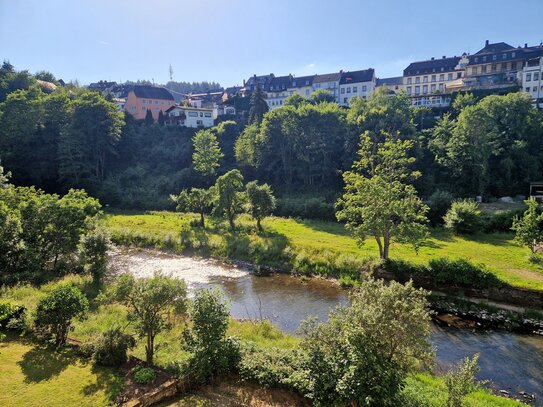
108, 246, 543, 404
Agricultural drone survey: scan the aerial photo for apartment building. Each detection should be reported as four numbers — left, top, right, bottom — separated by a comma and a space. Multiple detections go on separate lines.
522, 56, 543, 108
312, 72, 342, 102
339, 69, 375, 105
164, 105, 214, 128
124, 85, 175, 120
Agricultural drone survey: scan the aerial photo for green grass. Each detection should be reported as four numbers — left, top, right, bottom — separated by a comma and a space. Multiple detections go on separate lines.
402, 373, 523, 407
105, 210, 543, 291
0, 335, 122, 407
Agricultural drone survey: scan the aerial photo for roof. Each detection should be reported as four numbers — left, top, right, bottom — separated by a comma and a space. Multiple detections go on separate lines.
165, 105, 213, 113
132, 85, 174, 100
340, 69, 374, 85
469, 41, 543, 64
474, 42, 515, 55
269, 75, 293, 91
313, 72, 342, 83
290, 75, 316, 88
376, 76, 403, 86
404, 57, 461, 76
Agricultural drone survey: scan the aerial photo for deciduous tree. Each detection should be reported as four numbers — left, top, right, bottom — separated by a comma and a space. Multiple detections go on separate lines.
192, 129, 223, 179
171, 187, 214, 228
512, 198, 543, 253
245, 180, 275, 231
213, 169, 245, 231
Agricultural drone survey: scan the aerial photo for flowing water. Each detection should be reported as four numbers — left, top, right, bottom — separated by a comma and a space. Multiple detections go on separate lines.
110, 247, 543, 403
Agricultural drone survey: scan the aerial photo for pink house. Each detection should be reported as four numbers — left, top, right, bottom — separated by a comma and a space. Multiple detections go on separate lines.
124, 85, 175, 121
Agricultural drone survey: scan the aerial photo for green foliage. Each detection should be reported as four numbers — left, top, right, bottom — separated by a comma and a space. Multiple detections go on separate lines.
184, 288, 240, 382
0, 302, 26, 331
79, 225, 110, 282
428, 190, 454, 226
213, 169, 245, 231
245, 180, 276, 230
248, 84, 269, 125
144, 108, 154, 124
336, 133, 428, 259
91, 327, 136, 367
427, 258, 502, 289
445, 354, 481, 407
284, 93, 307, 108
299, 279, 433, 406
234, 123, 260, 167
444, 200, 481, 235
34, 284, 89, 346
172, 187, 214, 228
309, 89, 335, 104
109, 273, 187, 365
192, 129, 223, 178
133, 366, 156, 384
511, 198, 543, 253
275, 195, 336, 220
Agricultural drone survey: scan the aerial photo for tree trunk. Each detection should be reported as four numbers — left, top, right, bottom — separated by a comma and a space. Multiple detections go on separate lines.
383, 234, 390, 260
375, 236, 384, 259
146, 334, 154, 365
257, 218, 262, 232
229, 215, 235, 231
200, 212, 205, 229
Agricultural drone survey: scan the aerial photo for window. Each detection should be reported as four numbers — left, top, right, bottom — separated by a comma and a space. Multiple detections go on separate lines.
439, 74, 444, 81
204, 112, 212, 117
527, 73, 532, 81
415, 77, 420, 84
492, 55, 497, 61
423, 85, 428, 94
526, 87, 530, 92
199, 112, 203, 117
482, 56, 487, 62
347, 87, 351, 93
142, 106, 146, 111
534, 72, 540, 81
492, 65, 497, 72
341, 88, 345, 94
188, 112, 198, 117
474, 57, 478, 63
423, 76, 428, 83
362, 85, 367, 91
447, 73, 453, 81
534, 87, 538, 92
142, 100, 146, 104
415, 86, 420, 94
344, 98, 348, 103
353, 86, 358, 92
155, 100, 158, 104
502, 53, 507, 59
482, 66, 487, 73
431, 84, 436, 92
512, 52, 516, 58
439, 83, 444, 92
431, 75, 436, 82
407, 78, 412, 85
407, 86, 412, 94
196, 120, 203, 125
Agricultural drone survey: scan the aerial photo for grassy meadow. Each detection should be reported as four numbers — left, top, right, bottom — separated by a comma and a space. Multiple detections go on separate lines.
105, 210, 543, 291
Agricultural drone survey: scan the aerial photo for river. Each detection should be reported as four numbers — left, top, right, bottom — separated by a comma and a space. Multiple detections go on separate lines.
109, 247, 543, 404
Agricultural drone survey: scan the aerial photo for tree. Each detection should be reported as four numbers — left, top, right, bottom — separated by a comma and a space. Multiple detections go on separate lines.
310, 89, 335, 104
248, 84, 269, 125
35, 284, 89, 346
34, 70, 58, 84
451, 92, 476, 118
192, 129, 223, 179
109, 273, 187, 365
157, 109, 165, 125
512, 198, 543, 253
79, 225, 110, 283
171, 187, 214, 228
245, 181, 276, 231
300, 279, 433, 407
284, 93, 306, 108
235, 123, 261, 167
0, 164, 11, 188
144, 108, 154, 124
184, 288, 239, 381
445, 354, 481, 407
336, 133, 428, 259
213, 169, 245, 231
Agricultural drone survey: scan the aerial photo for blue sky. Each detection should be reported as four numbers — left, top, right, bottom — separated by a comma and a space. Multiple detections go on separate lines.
1, 0, 542, 87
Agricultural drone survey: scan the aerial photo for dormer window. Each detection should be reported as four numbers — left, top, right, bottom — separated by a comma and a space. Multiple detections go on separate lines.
502, 53, 507, 59
474, 57, 478, 63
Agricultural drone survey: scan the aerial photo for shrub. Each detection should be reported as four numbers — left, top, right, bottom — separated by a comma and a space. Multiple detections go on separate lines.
427, 190, 454, 226
428, 258, 502, 289
480, 209, 524, 233
444, 200, 481, 235
0, 302, 26, 331
79, 226, 110, 283
92, 327, 136, 367
445, 354, 481, 407
34, 284, 89, 346
133, 366, 156, 384
275, 196, 335, 221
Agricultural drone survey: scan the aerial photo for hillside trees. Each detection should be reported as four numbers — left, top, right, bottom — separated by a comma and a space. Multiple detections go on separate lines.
248, 84, 269, 125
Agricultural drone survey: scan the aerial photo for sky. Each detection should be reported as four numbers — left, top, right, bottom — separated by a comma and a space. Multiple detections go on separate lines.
1, 0, 542, 87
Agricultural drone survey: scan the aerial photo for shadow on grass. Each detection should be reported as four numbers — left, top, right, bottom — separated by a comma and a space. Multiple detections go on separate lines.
18, 345, 73, 383
81, 364, 123, 401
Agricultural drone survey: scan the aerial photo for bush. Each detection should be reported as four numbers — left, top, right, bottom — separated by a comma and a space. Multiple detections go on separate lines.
444, 200, 481, 235
480, 209, 524, 233
91, 327, 136, 367
428, 258, 502, 289
79, 226, 110, 282
445, 354, 480, 407
0, 302, 26, 331
133, 366, 156, 384
275, 196, 335, 221
427, 190, 454, 226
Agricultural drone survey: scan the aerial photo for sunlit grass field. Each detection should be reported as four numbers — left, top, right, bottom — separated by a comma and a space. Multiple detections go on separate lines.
105, 211, 543, 291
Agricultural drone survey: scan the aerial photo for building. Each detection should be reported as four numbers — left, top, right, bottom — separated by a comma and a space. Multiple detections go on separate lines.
403, 54, 467, 108
124, 85, 175, 121
112, 97, 126, 111
266, 75, 294, 109
242, 74, 274, 95
463, 40, 543, 92
88, 80, 117, 93
375, 76, 403, 94
164, 105, 215, 128
312, 72, 342, 102
339, 69, 375, 105
521, 56, 543, 108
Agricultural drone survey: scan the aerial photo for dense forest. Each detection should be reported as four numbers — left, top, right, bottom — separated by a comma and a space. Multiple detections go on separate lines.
1, 61, 543, 215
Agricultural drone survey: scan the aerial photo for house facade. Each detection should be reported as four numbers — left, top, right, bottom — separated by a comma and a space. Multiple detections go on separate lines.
339, 69, 375, 106
312, 72, 342, 102
522, 56, 543, 108
375, 77, 403, 94
124, 85, 175, 120
164, 105, 214, 128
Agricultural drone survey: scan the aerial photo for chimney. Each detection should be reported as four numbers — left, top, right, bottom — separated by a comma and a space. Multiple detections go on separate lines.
525, 43, 528, 48
485, 39, 489, 46
442, 55, 446, 59
431, 57, 435, 60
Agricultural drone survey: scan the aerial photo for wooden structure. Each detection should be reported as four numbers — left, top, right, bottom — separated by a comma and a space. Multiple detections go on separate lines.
529, 182, 543, 203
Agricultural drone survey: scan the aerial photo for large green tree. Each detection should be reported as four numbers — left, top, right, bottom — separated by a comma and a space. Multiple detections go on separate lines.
245, 180, 276, 231
192, 129, 223, 179
336, 132, 428, 259
213, 169, 245, 231
172, 187, 214, 228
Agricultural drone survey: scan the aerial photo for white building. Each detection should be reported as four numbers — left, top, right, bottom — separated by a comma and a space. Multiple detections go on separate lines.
266, 75, 292, 109
312, 72, 342, 102
339, 69, 375, 106
164, 105, 215, 128
522, 56, 543, 108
